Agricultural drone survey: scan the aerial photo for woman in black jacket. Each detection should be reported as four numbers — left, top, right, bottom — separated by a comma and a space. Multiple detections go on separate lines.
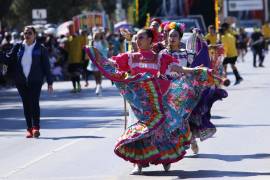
0, 26, 53, 138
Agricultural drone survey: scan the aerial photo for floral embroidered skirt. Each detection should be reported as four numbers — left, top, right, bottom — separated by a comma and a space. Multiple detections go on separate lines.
85, 46, 227, 165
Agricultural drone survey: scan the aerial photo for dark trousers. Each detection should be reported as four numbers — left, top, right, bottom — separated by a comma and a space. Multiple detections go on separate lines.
16, 83, 42, 129
253, 49, 264, 66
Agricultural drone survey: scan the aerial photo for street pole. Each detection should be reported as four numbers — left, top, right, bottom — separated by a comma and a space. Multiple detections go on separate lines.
124, 98, 127, 130
215, 0, 219, 32
123, 36, 130, 131
135, 0, 139, 25
265, 0, 269, 22
223, 0, 228, 20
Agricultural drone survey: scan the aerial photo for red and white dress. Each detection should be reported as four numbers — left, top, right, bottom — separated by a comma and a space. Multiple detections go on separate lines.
111, 49, 177, 76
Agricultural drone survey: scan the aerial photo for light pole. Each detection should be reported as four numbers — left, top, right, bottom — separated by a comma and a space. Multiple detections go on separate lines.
115, 0, 126, 22
223, 0, 228, 19
264, 0, 269, 21
215, 0, 219, 32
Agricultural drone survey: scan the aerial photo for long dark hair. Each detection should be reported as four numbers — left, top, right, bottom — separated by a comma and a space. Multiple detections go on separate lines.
138, 28, 154, 43
168, 22, 184, 39
24, 26, 37, 35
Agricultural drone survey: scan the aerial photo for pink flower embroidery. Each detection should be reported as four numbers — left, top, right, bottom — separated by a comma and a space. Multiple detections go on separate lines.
192, 80, 200, 86
182, 83, 189, 89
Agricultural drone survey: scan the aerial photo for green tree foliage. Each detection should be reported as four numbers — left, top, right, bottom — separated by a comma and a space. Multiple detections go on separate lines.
136, 0, 162, 27
2, 0, 131, 30
0, 0, 14, 29
9, 0, 91, 28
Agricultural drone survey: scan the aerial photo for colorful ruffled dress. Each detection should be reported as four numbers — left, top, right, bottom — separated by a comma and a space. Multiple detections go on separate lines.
159, 48, 194, 68
186, 36, 228, 141
85, 47, 223, 166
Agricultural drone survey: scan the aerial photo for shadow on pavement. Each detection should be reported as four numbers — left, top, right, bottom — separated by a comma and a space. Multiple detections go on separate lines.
0, 85, 125, 132
0, 104, 124, 131
186, 153, 270, 162
0, 106, 124, 118
0, 87, 120, 103
216, 124, 270, 128
0, 118, 123, 131
211, 115, 228, 119
39, 135, 105, 140
142, 170, 270, 178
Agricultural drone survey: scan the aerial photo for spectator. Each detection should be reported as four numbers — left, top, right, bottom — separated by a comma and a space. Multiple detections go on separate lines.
250, 27, 265, 67
262, 21, 270, 51
86, 28, 108, 96
220, 23, 243, 85
65, 31, 86, 93
205, 25, 217, 45
236, 27, 249, 62
0, 26, 53, 138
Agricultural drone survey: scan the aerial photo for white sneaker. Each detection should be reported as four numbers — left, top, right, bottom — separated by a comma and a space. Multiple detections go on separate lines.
191, 141, 199, 154
95, 84, 102, 96
162, 163, 171, 172
130, 164, 142, 175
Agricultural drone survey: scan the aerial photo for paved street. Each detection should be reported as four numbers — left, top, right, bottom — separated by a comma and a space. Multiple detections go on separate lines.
0, 51, 270, 180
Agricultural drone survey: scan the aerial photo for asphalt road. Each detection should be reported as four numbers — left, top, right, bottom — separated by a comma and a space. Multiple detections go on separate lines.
0, 51, 270, 180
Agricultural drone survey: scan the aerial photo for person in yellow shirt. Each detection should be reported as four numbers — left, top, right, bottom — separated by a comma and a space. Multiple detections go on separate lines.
65, 32, 86, 93
220, 23, 243, 85
262, 21, 270, 51
205, 25, 217, 45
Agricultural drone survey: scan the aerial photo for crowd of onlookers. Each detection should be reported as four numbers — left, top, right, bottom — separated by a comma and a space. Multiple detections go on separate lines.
202, 21, 270, 85
205, 21, 270, 67
0, 26, 126, 90
1, 20, 270, 90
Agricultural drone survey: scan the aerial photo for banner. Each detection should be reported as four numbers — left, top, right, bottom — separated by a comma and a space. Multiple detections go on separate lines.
228, 0, 263, 11
72, 11, 106, 32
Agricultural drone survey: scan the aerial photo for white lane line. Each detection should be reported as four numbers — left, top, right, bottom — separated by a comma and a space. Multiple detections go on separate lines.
0, 118, 121, 179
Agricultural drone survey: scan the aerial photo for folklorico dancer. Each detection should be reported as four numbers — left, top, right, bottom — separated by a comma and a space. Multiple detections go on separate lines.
159, 22, 194, 69
85, 27, 227, 175
158, 23, 228, 154
186, 29, 229, 153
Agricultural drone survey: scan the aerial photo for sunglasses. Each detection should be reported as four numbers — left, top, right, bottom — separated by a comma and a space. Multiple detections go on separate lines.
24, 32, 33, 35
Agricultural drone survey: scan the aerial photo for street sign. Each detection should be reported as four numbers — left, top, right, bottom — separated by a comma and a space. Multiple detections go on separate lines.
32, 20, 47, 25
32, 9, 47, 19
228, 0, 263, 11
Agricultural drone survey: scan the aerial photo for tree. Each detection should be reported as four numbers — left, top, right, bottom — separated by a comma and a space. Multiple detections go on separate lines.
1, 0, 132, 30
9, 0, 89, 28
0, 0, 14, 29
